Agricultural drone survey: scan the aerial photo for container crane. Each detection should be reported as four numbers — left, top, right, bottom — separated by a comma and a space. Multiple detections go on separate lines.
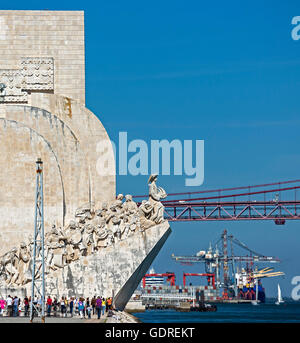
172, 229, 282, 299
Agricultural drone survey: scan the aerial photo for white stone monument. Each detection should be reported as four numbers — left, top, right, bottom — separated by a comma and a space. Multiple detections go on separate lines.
0, 10, 171, 309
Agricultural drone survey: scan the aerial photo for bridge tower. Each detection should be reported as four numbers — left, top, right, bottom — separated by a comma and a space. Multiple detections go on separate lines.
222, 229, 229, 295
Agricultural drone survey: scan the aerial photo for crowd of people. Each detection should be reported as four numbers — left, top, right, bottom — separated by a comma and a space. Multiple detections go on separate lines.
0, 295, 113, 319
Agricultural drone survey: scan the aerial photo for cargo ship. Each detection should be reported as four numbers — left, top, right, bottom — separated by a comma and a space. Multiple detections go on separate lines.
235, 269, 266, 302
127, 230, 284, 310
172, 230, 284, 304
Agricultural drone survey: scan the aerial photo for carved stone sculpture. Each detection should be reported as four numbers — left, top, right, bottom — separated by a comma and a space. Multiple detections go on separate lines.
95, 219, 109, 248
0, 57, 54, 103
64, 220, 81, 262
81, 224, 95, 255
148, 174, 167, 224
139, 200, 155, 229
96, 202, 108, 219
46, 226, 67, 272
17, 242, 31, 286
123, 194, 138, 214
1, 247, 19, 285
0, 175, 168, 287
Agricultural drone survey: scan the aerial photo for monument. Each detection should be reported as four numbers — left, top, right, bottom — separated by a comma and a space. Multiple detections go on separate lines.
0, 10, 171, 310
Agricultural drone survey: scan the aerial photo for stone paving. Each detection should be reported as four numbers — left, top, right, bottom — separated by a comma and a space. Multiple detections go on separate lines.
0, 312, 108, 323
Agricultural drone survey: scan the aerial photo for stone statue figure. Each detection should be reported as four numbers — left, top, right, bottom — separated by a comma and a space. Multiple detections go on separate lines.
0, 247, 19, 285
75, 202, 94, 221
130, 214, 140, 232
123, 214, 139, 237
106, 204, 122, 237
112, 215, 122, 239
81, 224, 96, 255
116, 193, 124, 202
120, 215, 130, 238
95, 219, 109, 248
77, 225, 87, 256
123, 194, 138, 214
114, 198, 125, 218
139, 200, 155, 229
45, 226, 67, 271
148, 174, 167, 224
64, 220, 81, 262
17, 242, 31, 285
95, 202, 108, 219
106, 231, 115, 246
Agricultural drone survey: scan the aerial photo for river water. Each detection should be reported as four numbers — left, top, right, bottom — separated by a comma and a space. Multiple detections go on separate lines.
132, 299, 300, 323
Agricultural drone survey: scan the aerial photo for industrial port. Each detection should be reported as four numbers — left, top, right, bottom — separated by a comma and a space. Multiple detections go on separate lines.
126, 229, 285, 312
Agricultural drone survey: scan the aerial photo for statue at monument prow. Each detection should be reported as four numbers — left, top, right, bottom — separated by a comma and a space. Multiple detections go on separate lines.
0, 175, 168, 288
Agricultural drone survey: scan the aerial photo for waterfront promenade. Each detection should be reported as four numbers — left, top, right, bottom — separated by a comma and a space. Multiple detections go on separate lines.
0, 310, 138, 323
0, 313, 108, 323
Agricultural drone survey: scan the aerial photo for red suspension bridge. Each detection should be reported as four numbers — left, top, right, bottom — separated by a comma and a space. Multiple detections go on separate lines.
133, 179, 300, 224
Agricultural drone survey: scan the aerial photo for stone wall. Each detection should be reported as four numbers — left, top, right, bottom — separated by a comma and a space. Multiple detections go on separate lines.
0, 101, 116, 255
0, 10, 85, 104
0, 11, 116, 255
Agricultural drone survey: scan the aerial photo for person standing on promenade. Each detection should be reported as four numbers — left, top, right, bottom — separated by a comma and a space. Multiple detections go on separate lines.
78, 298, 85, 319
64, 297, 68, 317
74, 297, 78, 316
96, 296, 102, 319
6, 295, 12, 317
46, 296, 52, 317
91, 296, 96, 315
0, 298, 6, 316
69, 297, 74, 317
13, 296, 19, 317
32, 297, 38, 317
87, 302, 92, 319
82, 298, 86, 318
53, 298, 58, 317
60, 296, 66, 317
101, 297, 106, 316
106, 297, 112, 311
23, 297, 29, 317
86, 297, 90, 317
18, 300, 22, 316
37, 297, 42, 313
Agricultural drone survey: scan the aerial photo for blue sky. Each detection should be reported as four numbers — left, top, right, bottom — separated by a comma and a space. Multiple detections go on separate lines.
4, 1, 300, 297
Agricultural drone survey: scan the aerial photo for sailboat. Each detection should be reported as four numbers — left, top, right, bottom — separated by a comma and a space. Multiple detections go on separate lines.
275, 283, 284, 305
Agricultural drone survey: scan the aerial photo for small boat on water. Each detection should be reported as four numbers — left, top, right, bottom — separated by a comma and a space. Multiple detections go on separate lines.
188, 289, 217, 312
251, 300, 260, 306
275, 283, 284, 305
190, 303, 217, 312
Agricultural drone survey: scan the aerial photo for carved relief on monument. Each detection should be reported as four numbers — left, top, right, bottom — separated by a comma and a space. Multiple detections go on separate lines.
0, 58, 54, 103
21, 58, 54, 91
0, 175, 168, 288
0, 70, 27, 102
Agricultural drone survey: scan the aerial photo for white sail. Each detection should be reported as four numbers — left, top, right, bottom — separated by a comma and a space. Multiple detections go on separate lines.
275, 283, 284, 305
278, 284, 282, 302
